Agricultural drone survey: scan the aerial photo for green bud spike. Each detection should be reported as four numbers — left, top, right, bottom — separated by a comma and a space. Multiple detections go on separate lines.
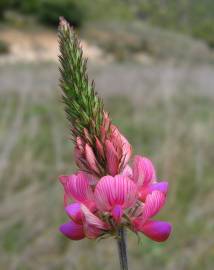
58, 17, 104, 141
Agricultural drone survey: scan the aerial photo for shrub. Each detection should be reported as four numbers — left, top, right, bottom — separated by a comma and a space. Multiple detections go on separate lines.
0, 0, 8, 18
0, 40, 9, 54
38, 0, 85, 28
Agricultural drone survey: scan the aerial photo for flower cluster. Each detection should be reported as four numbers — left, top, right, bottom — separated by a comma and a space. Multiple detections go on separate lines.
58, 17, 171, 245
74, 112, 132, 178
59, 155, 171, 242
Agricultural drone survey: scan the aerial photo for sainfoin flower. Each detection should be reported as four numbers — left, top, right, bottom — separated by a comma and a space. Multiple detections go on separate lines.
58, 17, 172, 270
59, 156, 171, 242
74, 113, 132, 178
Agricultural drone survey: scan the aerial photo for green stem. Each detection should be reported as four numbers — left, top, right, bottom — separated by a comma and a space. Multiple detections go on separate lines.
117, 228, 129, 270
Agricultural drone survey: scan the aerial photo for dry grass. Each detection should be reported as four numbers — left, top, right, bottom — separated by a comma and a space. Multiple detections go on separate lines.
0, 60, 214, 270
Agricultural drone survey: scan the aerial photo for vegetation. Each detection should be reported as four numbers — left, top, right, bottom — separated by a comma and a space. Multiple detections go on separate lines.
0, 40, 9, 54
0, 0, 214, 47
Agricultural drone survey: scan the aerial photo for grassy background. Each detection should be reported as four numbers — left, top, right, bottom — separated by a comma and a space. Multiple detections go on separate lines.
0, 60, 214, 269
0, 1, 214, 269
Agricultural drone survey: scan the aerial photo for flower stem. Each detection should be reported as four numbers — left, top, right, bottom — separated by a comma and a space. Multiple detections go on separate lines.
117, 228, 129, 270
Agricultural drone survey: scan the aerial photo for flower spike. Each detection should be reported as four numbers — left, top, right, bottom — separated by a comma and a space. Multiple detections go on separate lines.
57, 18, 172, 270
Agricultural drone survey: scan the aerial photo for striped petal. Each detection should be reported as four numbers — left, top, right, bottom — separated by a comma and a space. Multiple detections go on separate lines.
120, 134, 132, 167
133, 190, 166, 228
81, 205, 109, 239
59, 221, 85, 240
140, 220, 172, 242
105, 140, 119, 176
142, 190, 166, 221
60, 172, 94, 206
132, 156, 156, 187
94, 175, 137, 211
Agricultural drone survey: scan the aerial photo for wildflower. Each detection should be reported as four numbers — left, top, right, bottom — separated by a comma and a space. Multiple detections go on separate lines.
59, 156, 171, 242
58, 17, 172, 270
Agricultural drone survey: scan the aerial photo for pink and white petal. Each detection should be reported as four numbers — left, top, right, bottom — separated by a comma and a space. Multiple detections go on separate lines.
105, 140, 119, 176
141, 220, 172, 242
94, 175, 137, 211
132, 156, 156, 187
59, 221, 85, 240
142, 190, 166, 221
121, 135, 132, 166
122, 165, 133, 178
83, 224, 103, 239
81, 205, 109, 230
65, 203, 83, 224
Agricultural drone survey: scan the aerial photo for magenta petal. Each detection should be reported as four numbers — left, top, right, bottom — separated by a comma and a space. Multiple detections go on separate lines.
150, 181, 168, 195
112, 205, 123, 224
59, 221, 85, 240
139, 181, 168, 202
141, 220, 172, 242
65, 203, 83, 224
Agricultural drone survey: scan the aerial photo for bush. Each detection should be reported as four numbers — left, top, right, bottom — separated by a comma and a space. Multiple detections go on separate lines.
38, 0, 85, 28
0, 0, 8, 18
0, 40, 9, 54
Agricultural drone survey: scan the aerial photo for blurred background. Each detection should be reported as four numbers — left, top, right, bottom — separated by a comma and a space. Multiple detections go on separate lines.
0, 1, 214, 270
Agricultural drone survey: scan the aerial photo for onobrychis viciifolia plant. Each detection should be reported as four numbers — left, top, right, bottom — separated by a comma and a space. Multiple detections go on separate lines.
58, 17, 172, 270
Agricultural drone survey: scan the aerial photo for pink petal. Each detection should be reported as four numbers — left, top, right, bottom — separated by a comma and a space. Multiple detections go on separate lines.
59, 175, 69, 185
81, 205, 109, 239
85, 144, 100, 174
59, 221, 85, 240
76, 136, 84, 152
121, 165, 133, 177
95, 137, 105, 158
120, 135, 132, 167
139, 181, 168, 202
62, 172, 94, 206
140, 220, 172, 242
65, 203, 83, 224
132, 156, 156, 187
94, 175, 137, 211
112, 205, 123, 224
105, 140, 119, 176
133, 190, 166, 227
142, 190, 166, 221
81, 205, 108, 230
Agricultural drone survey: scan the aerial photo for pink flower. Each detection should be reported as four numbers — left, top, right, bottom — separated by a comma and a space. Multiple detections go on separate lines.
58, 156, 171, 242
74, 114, 132, 177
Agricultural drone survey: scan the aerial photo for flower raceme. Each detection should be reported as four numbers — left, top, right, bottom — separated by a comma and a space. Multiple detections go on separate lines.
74, 113, 132, 178
59, 155, 172, 242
